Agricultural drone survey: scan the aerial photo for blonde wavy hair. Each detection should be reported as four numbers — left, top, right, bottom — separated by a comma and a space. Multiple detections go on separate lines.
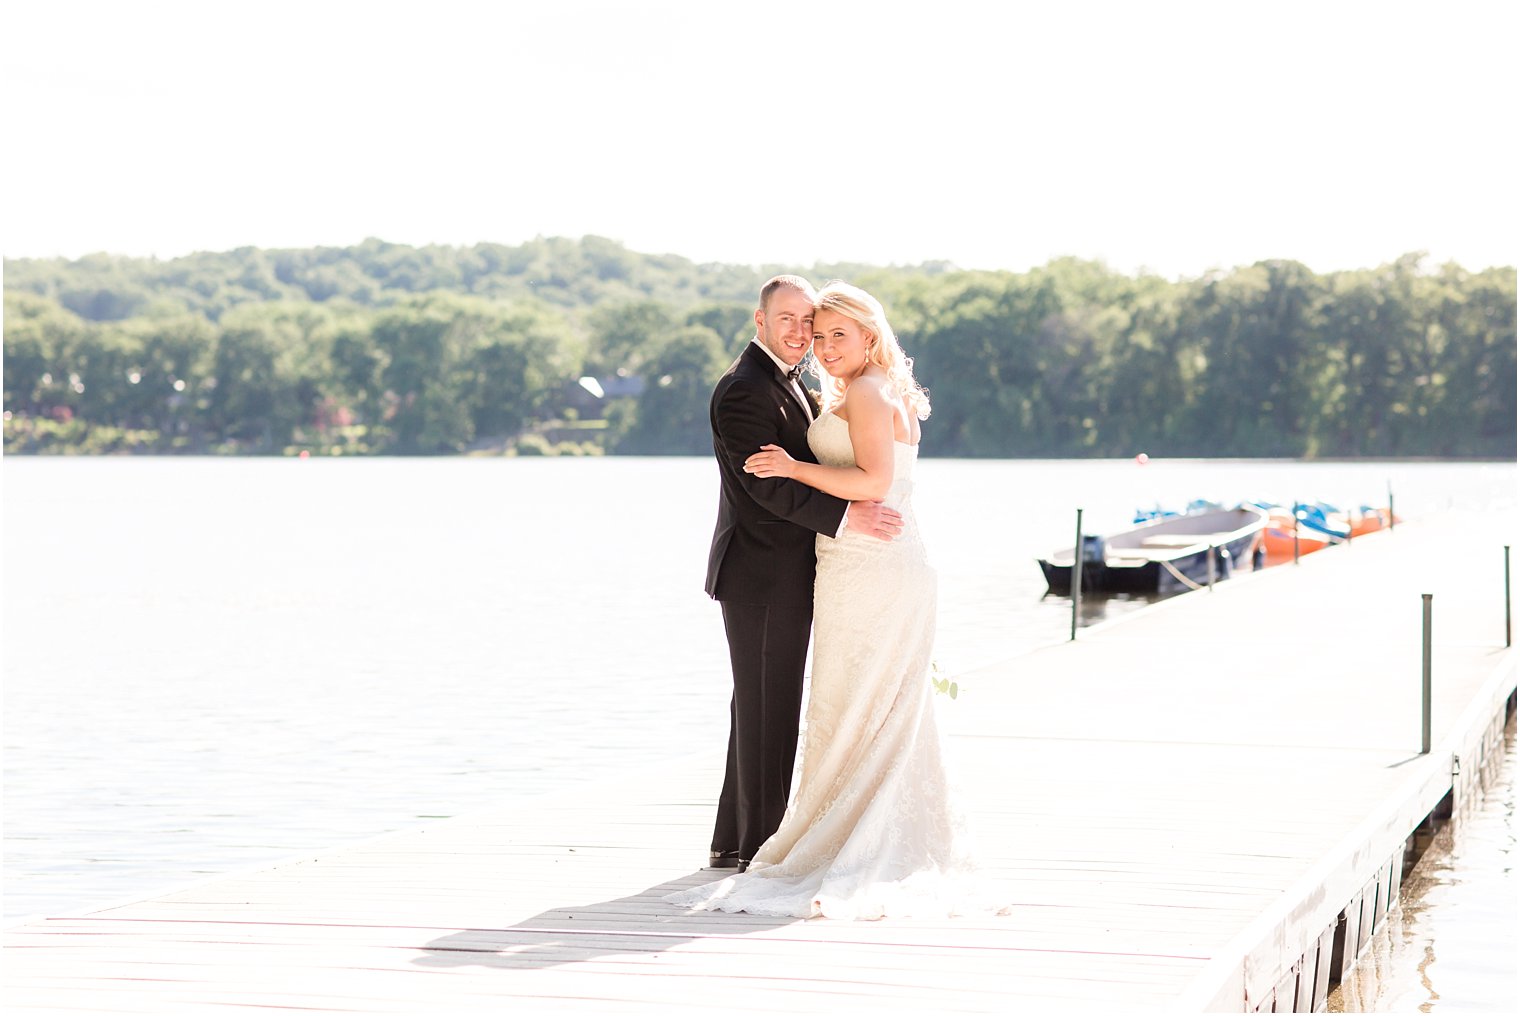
811, 280, 931, 420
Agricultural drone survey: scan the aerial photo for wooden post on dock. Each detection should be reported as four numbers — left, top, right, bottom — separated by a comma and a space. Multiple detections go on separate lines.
1071, 508, 1084, 641
1421, 594, 1433, 755
1505, 546, 1511, 648
1207, 544, 1216, 591
1292, 502, 1300, 564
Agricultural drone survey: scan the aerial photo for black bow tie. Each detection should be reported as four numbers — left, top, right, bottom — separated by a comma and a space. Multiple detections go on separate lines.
786, 363, 805, 384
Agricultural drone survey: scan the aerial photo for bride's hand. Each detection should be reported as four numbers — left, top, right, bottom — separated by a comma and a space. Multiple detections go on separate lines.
744, 444, 797, 479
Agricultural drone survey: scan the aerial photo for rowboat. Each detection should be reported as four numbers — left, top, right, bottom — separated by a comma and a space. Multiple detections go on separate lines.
1038, 505, 1270, 595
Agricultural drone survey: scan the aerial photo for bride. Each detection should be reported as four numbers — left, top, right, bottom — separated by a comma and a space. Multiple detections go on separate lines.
664, 281, 1007, 920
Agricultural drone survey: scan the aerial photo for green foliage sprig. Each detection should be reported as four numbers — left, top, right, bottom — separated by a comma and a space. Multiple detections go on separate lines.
931, 662, 959, 700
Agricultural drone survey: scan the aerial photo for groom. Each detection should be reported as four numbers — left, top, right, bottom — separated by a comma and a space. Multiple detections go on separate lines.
704, 274, 902, 872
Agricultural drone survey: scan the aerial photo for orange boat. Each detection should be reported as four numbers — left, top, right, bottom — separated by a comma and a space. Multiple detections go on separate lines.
1260, 508, 1335, 561
1346, 506, 1394, 537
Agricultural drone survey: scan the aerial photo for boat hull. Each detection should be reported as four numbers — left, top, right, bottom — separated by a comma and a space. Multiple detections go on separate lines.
1261, 524, 1332, 561
1039, 534, 1259, 595
1037, 507, 1269, 596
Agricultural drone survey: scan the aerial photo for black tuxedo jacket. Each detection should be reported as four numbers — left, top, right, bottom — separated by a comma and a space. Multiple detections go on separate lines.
705, 343, 848, 605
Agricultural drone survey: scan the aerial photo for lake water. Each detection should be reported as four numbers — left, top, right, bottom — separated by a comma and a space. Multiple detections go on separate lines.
1329, 712, 1517, 1013
3, 455, 1515, 1004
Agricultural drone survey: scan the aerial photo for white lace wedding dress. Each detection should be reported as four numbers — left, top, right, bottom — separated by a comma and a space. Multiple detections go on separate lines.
666, 412, 1008, 920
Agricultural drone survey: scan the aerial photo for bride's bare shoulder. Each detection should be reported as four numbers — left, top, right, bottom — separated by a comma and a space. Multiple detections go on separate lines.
843, 371, 893, 406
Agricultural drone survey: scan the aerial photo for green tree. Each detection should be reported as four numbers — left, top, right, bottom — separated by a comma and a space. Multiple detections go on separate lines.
370, 294, 582, 453
207, 303, 335, 449
466, 300, 584, 441
615, 325, 727, 454
1094, 276, 1187, 455
911, 272, 1064, 456
685, 302, 755, 356
2, 293, 92, 418
585, 300, 678, 378
1176, 261, 1324, 456
1454, 266, 1518, 456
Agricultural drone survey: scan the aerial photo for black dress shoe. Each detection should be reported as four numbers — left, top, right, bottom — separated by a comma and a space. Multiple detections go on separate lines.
736, 860, 750, 874
707, 850, 741, 869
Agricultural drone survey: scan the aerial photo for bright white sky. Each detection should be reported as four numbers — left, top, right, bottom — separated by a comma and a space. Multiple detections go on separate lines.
3, 0, 1515, 278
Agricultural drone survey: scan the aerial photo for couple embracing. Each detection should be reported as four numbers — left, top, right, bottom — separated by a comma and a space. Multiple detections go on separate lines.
664, 276, 1008, 920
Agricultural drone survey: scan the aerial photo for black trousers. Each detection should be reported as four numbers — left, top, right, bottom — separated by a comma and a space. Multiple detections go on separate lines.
710, 599, 812, 861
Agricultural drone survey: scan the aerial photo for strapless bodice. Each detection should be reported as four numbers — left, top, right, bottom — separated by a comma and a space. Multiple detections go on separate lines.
806, 412, 918, 509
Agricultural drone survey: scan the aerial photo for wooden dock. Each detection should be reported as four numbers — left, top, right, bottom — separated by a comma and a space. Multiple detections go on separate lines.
5, 508, 1515, 1013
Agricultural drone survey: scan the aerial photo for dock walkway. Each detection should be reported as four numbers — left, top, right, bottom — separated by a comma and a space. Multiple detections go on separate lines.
5, 508, 1515, 1013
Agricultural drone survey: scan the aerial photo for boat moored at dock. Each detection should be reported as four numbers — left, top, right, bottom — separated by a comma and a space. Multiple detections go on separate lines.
1038, 505, 1270, 595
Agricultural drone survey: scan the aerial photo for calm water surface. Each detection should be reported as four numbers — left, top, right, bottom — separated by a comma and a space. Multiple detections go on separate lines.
5, 456, 1516, 1000
1330, 713, 1517, 1013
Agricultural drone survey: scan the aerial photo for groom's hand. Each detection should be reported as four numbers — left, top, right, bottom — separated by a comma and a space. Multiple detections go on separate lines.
845, 500, 903, 541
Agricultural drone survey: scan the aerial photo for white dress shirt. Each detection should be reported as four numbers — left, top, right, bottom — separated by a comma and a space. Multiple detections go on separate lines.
749, 337, 814, 421
748, 338, 850, 538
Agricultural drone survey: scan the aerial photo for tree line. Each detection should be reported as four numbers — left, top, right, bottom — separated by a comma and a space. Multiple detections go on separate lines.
3, 238, 1514, 458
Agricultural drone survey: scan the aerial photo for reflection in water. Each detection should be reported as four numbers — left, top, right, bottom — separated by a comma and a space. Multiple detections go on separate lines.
1330, 709, 1517, 1013
1042, 589, 1166, 629
1040, 542, 1296, 630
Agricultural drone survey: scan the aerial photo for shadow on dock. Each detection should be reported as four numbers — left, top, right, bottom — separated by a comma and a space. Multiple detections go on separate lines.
412, 872, 797, 971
